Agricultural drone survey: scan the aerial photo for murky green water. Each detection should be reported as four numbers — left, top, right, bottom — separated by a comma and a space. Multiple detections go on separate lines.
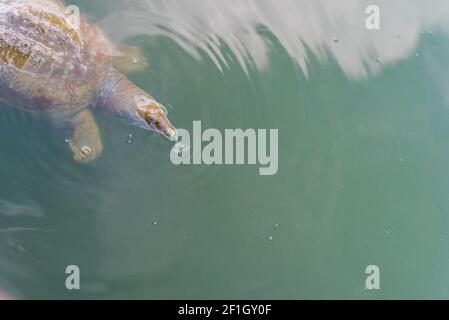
2, 0, 449, 299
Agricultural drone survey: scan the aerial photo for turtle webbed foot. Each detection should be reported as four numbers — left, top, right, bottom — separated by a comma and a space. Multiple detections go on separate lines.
68, 110, 103, 164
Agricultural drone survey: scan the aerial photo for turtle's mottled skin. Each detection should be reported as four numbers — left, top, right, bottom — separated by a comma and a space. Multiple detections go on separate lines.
0, 0, 176, 163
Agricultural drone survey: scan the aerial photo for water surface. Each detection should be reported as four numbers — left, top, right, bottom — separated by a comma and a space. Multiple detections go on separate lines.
1, 0, 449, 299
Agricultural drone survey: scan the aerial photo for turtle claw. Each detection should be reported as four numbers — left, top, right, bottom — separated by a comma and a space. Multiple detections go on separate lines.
71, 144, 99, 164
68, 110, 103, 164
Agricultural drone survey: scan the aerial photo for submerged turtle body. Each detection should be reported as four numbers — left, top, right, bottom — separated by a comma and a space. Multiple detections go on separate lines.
0, 0, 176, 162
0, 0, 111, 112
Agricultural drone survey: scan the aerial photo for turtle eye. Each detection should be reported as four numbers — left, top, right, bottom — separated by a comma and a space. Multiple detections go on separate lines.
147, 114, 160, 129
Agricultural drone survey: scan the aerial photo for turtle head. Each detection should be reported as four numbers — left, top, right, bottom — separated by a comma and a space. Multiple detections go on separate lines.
135, 96, 177, 140
96, 69, 177, 140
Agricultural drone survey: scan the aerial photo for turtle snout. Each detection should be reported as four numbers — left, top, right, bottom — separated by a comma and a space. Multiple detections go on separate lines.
137, 102, 177, 140
155, 111, 177, 140
164, 126, 177, 140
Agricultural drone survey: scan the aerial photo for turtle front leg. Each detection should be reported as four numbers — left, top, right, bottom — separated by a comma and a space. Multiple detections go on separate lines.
68, 110, 103, 163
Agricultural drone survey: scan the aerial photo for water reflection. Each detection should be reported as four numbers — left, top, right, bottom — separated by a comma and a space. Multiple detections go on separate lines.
96, 0, 449, 77
0, 199, 45, 218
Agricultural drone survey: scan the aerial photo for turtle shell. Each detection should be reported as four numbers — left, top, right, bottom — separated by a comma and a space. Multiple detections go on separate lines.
0, 0, 113, 112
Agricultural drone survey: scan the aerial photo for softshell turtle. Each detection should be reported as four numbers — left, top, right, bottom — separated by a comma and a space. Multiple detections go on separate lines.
0, 0, 176, 163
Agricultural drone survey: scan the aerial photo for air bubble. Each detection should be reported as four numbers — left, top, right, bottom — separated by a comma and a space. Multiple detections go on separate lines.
173, 142, 189, 155
127, 134, 133, 144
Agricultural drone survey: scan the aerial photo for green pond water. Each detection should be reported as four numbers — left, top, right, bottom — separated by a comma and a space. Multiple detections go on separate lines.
1, 0, 449, 299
